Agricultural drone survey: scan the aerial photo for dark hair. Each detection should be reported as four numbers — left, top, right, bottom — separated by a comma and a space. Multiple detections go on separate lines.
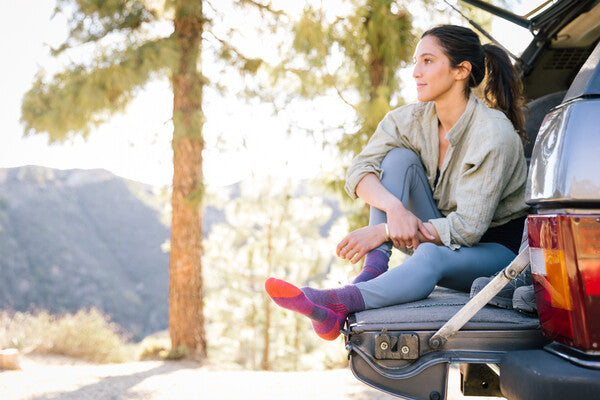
422, 25, 526, 140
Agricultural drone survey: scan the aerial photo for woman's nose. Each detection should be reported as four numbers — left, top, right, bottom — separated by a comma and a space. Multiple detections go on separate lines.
412, 65, 420, 79
413, 63, 421, 78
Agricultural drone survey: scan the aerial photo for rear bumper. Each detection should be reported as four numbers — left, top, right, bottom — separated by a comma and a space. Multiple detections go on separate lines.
499, 349, 600, 400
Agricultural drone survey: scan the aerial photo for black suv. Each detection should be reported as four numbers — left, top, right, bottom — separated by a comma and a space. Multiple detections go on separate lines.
345, 1, 600, 399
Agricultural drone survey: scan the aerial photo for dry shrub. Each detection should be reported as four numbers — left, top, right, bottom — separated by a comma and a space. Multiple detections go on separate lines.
137, 335, 170, 360
0, 308, 131, 363
137, 333, 189, 361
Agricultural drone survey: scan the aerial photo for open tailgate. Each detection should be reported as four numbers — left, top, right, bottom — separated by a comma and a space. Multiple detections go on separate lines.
346, 287, 547, 400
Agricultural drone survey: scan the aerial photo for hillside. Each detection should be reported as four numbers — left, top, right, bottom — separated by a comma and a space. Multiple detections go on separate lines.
0, 166, 343, 341
0, 166, 171, 339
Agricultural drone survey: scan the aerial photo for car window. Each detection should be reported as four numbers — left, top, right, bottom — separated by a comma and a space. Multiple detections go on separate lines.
493, 0, 557, 18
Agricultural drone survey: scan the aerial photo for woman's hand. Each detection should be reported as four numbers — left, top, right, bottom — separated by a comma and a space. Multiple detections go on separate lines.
354, 174, 435, 250
387, 205, 435, 249
420, 222, 442, 246
336, 224, 387, 264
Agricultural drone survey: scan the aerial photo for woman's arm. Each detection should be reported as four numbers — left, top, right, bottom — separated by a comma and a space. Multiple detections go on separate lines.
336, 223, 388, 264
337, 173, 435, 263
421, 222, 442, 245
355, 173, 435, 249
337, 221, 441, 264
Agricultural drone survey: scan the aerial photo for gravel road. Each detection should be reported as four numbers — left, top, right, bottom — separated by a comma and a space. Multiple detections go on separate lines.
0, 355, 494, 400
0, 355, 398, 400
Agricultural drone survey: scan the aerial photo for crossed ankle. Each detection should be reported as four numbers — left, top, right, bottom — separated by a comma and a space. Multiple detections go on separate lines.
264, 277, 346, 341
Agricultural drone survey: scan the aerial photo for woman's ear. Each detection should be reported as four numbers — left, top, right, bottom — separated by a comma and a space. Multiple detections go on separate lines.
455, 61, 472, 81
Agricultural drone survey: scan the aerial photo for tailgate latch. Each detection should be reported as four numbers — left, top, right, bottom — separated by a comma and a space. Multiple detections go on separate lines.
374, 329, 419, 360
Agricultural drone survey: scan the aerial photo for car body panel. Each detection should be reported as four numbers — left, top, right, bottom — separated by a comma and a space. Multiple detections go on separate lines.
526, 98, 600, 205
499, 349, 600, 400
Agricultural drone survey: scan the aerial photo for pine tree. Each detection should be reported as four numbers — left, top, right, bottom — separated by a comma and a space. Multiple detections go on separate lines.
20, 0, 277, 360
271, 0, 417, 228
203, 177, 345, 370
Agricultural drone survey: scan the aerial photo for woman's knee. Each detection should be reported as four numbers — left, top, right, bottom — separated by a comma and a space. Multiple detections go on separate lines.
413, 242, 443, 258
381, 148, 421, 172
411, 242, 446, 277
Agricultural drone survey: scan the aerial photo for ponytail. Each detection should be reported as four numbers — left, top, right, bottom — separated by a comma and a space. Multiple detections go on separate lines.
422, 25, 527, 140
482, 44, 526, 140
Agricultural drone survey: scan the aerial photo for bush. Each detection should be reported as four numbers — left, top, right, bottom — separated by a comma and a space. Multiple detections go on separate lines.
137, 335, 170, 360
0, 308, 131, 363
137, 333, 190, 361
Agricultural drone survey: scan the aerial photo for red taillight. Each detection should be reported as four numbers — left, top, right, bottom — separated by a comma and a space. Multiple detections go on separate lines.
527, 214, 600, 351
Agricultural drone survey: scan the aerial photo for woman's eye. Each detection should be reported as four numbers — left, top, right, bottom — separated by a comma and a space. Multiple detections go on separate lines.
424, 58, 432, 64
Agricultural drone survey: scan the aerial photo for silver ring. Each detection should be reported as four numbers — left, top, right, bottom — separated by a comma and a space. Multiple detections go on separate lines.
406, 244, 413, 249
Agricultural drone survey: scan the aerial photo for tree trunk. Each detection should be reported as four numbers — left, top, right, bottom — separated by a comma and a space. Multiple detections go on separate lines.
261, 219, 273, 370
366, 1, 386, 102
169, 0, 207, 360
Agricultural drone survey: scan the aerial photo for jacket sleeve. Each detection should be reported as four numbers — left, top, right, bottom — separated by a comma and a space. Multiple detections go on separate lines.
344, 111, 407, 199
428, 133, 523, 249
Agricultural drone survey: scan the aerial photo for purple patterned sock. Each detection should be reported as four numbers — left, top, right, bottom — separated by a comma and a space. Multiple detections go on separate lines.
301, 285, 365, 317
352, 249, 389, 283
265, 277, 349, 341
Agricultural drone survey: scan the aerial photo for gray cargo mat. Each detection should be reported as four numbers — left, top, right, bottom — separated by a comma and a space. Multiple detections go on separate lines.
350, 287, 539, 332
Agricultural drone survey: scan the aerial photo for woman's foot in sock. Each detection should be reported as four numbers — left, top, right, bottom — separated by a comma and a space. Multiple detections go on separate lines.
352, 249, 389, 283
265, 277, 346, 341
301, 285, 365, 318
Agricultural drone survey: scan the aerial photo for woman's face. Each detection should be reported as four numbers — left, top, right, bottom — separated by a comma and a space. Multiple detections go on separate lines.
412, 35, 466, 103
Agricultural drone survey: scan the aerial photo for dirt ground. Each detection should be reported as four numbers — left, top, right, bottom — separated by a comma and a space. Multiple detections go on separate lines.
0, 355, 497, 400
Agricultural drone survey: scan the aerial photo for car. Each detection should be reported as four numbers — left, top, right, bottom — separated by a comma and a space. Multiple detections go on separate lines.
344, 1, 600, 399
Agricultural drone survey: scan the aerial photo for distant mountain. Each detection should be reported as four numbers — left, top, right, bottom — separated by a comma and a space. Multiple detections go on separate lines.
0, 166, 343, 340
0, 166, 171, 339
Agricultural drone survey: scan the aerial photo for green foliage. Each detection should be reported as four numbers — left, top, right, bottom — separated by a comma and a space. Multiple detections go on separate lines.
278, 1, 419, 228
290, 0, 416, 120
21, 38, 176, 141
52, 0, 157, 54
0, 308, 131, 363
162, 345, 189, 360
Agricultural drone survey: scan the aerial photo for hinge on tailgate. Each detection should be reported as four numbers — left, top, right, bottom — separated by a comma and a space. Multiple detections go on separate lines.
374, 329, 419, 360
429, 247, 531, 349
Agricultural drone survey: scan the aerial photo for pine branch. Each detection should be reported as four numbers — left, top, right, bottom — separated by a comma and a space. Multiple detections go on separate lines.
205, 30, 264, 74
52, 0, 157, 55
21, 38, 176, 141
235, 0, 286, 18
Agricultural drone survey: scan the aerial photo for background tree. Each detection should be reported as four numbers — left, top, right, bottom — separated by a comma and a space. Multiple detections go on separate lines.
20, 0, 278, 360
271, 0, 417, 229
203, 177, 350, 370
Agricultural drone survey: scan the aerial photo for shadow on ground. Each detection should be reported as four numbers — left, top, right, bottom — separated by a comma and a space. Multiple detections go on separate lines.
26, 362, 190, 400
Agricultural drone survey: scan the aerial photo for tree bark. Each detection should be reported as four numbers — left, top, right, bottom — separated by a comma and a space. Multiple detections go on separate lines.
169, 0, 207, 360
366, 1, 386, 102
261, 219, 272, 370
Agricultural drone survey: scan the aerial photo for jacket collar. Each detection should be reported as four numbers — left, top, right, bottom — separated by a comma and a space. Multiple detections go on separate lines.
444, 91, 478, 146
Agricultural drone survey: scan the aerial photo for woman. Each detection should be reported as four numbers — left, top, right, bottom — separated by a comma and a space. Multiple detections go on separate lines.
265, 25, 530, 341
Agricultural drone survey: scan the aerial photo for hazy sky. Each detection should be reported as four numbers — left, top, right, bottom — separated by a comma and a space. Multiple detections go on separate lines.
0, 1, 533, 188
0, 1, 343, 188
0, 1, 177, 186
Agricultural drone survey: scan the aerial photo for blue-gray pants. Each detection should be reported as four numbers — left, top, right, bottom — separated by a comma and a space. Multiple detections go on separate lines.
354, 148, 515, 309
